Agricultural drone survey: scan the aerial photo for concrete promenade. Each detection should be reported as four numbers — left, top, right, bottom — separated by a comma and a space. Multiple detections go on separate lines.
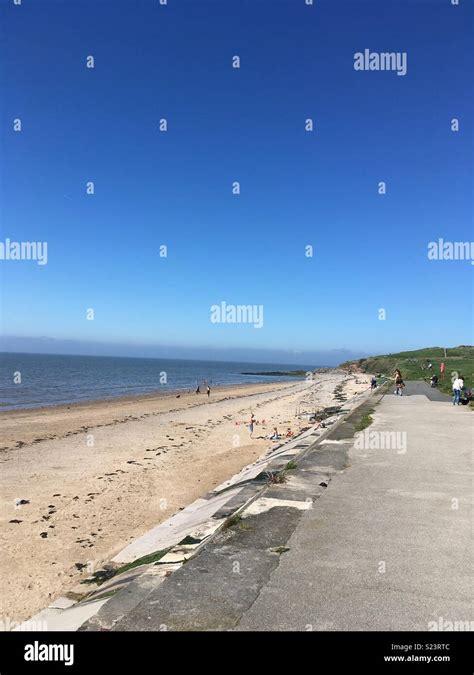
237, 388, 473, 630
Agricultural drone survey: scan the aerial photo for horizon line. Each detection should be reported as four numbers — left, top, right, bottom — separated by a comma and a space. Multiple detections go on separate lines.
0, 350, 333, 368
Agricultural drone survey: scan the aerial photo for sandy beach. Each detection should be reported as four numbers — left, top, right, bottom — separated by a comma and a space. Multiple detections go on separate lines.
0, 371, 370, 623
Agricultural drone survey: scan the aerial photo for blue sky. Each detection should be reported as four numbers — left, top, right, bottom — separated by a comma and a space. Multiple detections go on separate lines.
1, 0, 473, 364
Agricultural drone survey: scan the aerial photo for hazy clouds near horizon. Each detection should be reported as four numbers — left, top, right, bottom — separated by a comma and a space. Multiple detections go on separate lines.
0, 336, 366, 367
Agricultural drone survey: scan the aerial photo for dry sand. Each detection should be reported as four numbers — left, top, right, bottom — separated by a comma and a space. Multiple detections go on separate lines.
0, 371, 370, 623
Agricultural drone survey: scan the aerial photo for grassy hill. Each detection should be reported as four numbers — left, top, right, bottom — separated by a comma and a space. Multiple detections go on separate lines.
340, 346, 474, 396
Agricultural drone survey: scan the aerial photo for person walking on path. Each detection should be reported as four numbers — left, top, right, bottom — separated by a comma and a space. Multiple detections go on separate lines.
440, 362, 446, 379
393, 369, 405, 396
452, 375, 464, 405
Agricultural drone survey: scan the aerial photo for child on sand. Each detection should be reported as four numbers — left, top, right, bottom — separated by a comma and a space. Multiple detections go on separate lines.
249, 413, 255, 437
269, 427, 279, 440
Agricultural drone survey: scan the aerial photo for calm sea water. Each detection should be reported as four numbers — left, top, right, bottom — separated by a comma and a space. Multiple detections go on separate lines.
0, 353, 321, 410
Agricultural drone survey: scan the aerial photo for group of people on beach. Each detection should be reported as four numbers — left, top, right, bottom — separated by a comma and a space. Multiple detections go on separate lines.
247, 413, 294, 440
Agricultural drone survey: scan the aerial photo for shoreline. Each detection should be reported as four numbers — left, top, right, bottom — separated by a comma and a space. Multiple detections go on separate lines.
0, 375, 313, 417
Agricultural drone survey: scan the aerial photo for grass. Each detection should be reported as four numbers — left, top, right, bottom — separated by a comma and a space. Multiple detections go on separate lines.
224, 513, 253, 531
266, 470, 288, 484
81, 549, 169, 585
285, 460, 298, 471
341, 346, 473, 398
270, 546, 290, 554
224, 513, 242, 529
355, 408, 375, 432
178, 535, 201, 546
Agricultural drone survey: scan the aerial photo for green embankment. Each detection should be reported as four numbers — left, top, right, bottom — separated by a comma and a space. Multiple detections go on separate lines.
340, 346, 474, 397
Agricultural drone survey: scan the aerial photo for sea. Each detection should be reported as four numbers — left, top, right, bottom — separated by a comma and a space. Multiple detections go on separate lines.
0, 353, 323, 411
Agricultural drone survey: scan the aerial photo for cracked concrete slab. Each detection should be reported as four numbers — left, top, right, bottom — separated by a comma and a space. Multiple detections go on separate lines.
242, 497, 313, 516
112, 506, 307, 631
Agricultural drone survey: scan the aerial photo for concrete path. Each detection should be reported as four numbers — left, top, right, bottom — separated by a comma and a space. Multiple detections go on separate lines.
237, 391, 473, 630
112, 386, 473, 631
395, 379, 452, 402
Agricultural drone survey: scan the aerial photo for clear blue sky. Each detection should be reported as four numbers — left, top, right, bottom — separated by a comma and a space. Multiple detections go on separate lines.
1, 0, 473, 364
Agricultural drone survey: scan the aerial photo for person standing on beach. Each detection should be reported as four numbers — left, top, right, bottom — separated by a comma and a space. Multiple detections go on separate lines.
195, 385, 200, 394
206, 385, 211, 398
249, 413, 255, 437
